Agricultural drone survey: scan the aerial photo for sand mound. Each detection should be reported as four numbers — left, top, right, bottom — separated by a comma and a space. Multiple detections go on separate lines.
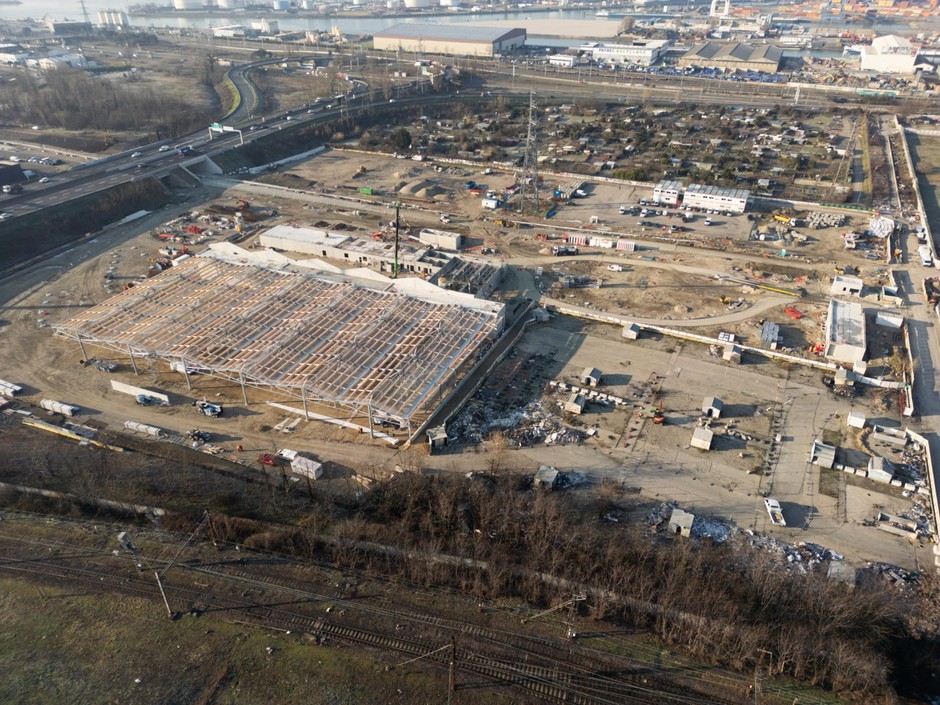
399, 180, 445, 199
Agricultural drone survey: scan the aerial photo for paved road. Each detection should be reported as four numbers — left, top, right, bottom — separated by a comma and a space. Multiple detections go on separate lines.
903, 263, 940, 570
539, 292, 790, 329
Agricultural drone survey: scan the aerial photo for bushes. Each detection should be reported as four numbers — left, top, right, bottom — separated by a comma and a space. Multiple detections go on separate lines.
338, 473, 918, 697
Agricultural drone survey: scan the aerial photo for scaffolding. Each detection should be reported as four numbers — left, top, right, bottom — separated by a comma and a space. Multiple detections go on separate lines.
55, 256, 501, 434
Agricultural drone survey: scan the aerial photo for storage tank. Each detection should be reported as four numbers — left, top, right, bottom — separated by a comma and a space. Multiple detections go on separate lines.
439, 0, 462, 6
301, 0, 316, 8
403, 0, 432, 8
173, 0, 204, 9
217, 0, 246, 8
272, 0, 290, 9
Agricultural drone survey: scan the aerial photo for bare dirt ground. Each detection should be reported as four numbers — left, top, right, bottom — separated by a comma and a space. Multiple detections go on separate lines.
0, 138, 922, 572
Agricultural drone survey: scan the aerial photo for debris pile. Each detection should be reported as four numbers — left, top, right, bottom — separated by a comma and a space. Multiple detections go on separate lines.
861, 562, 920, 589
647, 502, 849, 572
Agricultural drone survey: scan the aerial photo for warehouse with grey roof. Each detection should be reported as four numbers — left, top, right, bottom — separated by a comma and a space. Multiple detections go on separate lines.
678, 42, 783, 73
373, 23, 526, 57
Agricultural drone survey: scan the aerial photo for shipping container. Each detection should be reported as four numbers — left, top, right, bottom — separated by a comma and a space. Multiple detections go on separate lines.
565, 234, 588, 246
589, 237, 614, 248
616, 239, 637, 251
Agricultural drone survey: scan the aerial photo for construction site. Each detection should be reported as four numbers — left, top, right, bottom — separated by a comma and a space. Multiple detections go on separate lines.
54, 248, 504, 441
0, 38, 938, 704
0, 94, 933, 587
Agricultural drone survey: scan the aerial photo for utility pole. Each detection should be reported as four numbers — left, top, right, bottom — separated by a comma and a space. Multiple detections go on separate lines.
752, 648, 772, 704
153, 571, 174, 619
448, 637, 456, 697
392, 201, 401, 278
520, 593, 586, 639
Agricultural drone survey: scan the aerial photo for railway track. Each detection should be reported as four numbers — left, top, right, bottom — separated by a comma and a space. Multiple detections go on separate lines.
0, 526, 751, 705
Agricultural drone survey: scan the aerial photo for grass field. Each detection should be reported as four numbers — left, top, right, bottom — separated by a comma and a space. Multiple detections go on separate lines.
0, 577, 519, 705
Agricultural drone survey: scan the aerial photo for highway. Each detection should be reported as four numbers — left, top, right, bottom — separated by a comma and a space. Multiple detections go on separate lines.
2, 50, 921, 224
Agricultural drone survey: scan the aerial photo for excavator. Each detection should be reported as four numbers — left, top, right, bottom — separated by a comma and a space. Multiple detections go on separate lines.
652, 400, 666, 425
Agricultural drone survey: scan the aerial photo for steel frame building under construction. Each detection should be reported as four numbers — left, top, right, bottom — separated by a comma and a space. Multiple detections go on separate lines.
55, 254, 503, 436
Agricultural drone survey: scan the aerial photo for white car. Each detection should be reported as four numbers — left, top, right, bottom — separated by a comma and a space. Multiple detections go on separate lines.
158, 145, 171, 152
0, 212, 14, 219
38, 177, 49, 183
131, 151, 142, 158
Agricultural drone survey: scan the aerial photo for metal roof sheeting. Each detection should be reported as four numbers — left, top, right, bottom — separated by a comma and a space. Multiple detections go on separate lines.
374, 22, 525, 44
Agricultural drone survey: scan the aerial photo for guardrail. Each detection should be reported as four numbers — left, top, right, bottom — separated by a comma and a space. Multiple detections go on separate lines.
905, 428, 940, 570
220, 70, 241, 120
898, 116, 936, 259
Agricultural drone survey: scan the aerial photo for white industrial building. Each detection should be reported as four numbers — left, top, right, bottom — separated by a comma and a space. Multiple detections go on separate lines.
260, 224, 447, 277
859, 35, 922, 75
653, 180, 683, 206
587, 39, 670, 67
549, 53, 578, 68
252, 19, 279, 34
682, 184, 750, 213
0, 45, 28, 64
98, 10, 130, 27
373, 23, 526, 58
417, 228, 463, 250
28, 53, 87, 71
824, 299, 867, 367
211, 25, 248, 38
